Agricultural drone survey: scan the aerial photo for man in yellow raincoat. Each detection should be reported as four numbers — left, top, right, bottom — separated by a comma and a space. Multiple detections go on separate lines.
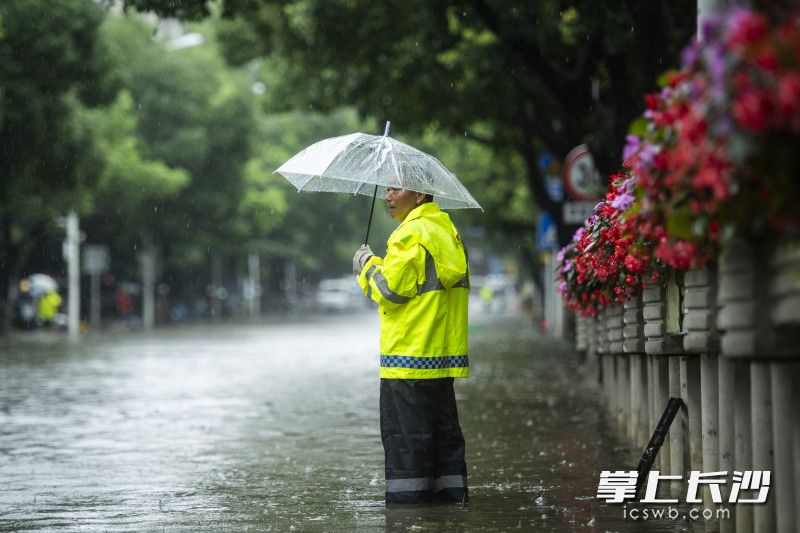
37, 289, 62, 327
353, 186, 470, 505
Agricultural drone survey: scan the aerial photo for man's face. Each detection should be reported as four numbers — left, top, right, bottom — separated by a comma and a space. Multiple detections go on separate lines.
385, 187, 423, 221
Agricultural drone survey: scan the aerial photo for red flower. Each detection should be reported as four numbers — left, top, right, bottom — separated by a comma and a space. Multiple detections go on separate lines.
754, 51, 780, 72
777, 72, 800, 130
732, 89, 773, 132
727, 11, 767, 48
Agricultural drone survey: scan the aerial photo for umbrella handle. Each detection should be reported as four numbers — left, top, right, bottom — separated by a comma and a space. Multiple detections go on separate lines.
363, 121, 391, 245
364, 183, 379, 246
364, 121, 390, 245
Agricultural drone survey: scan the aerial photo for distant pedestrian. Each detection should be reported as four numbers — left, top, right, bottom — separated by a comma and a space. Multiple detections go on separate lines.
115, 286, 132, 316
36, 289, 62, 327
353, 186, 470, 505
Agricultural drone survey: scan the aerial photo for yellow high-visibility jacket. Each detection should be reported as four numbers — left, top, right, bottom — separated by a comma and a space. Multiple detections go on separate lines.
357, 202, 470, 379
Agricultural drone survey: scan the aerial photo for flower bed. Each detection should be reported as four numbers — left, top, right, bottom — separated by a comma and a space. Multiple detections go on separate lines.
558, 8, 800, 317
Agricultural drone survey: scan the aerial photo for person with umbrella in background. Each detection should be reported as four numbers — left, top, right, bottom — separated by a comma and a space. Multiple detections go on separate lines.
275, 122, 478, 505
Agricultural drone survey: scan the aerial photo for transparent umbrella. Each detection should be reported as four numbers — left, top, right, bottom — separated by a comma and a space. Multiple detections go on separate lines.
27, 273, 58, 297
275, 122, 481, 243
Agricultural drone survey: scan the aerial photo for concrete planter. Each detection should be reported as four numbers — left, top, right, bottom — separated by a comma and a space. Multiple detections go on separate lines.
596, 307, 610, 355
717, 238, 761, 358
683, 267, 719, 353
769, 239, 800, 357
623, 296, 648, 444
716, 236, 800, 533
606, 303, 624, 354
643, 280, 685, 355
576, 315, 591, 353
623, 296, 645, 354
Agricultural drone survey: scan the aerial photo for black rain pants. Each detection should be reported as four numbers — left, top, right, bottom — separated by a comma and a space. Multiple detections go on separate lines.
379, 377, 468, 504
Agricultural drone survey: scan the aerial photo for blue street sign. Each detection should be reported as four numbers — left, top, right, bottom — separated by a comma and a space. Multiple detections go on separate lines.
536, 212, 558, 251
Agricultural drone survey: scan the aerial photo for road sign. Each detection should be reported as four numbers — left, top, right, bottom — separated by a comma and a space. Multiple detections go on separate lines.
538, 152, 564, 203
563, 144, 603, 201
536, 212, 558, 250
546, 175, 564, 202
562, 201, 596, 224
82, 244, 109, 275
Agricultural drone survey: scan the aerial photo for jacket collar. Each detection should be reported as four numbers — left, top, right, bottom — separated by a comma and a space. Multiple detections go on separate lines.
401, 202, 440, 225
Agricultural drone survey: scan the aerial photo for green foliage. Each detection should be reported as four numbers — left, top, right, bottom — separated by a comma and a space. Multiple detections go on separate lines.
0, 0, 109, 208
0, 0, 111, 314
205, 0, 694, 246
95, 15, 262, 259
76, 90, 189, 222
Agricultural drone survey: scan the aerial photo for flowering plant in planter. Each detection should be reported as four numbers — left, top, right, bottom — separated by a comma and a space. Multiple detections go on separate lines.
626, 8, 800, 270
557, 7, 800, 314
556, 171, 666, 317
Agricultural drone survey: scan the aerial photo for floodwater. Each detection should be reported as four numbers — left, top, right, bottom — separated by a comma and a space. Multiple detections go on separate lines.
0, 310, 710, 532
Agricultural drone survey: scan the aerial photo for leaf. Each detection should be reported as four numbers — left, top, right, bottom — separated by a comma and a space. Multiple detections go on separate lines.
657, 69, 678, 88
666, 206, 694, 240
628, 116, 649, 137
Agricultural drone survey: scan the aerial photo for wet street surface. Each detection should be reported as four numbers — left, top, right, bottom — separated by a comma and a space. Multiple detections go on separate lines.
0, 311, 703, 531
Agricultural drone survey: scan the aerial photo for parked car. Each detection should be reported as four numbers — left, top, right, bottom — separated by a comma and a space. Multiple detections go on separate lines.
316, 277, 366, 312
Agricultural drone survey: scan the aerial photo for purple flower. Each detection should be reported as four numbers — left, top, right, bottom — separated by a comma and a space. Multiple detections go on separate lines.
563, 259, 574, 273
573, 227, 585, 242
700, 14, 722, 42
704, 43, 727, 102
610, 190, 634, 211
558, 280, 568, 295
556, 248, 566, 263
622, 135, 641, 163
681, 41, 700, 68
638, 142, 660, 167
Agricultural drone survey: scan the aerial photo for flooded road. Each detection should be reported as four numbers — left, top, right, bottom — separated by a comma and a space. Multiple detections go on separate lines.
0, 312, 701, 531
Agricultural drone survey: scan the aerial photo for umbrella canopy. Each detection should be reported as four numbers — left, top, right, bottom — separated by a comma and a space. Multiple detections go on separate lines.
274, 129, 481, 210
27, 273, 58, 297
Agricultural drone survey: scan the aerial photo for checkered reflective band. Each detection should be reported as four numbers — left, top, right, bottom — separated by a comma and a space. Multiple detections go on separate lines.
380, 355, 469, 369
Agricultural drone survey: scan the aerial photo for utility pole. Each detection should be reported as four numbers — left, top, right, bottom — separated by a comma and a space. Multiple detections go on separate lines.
139, 248, 157, 330
62, 211, 81, 340
247, 252, 261, 319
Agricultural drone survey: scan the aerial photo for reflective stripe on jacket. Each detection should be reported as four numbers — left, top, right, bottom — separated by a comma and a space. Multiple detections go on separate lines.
357, 202, 469, 379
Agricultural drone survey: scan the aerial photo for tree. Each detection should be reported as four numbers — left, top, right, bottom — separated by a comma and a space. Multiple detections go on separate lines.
129, 0, 695, 245
0, 0, 110, 333
90, 16, 267, 292
76, 89, 190, 253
